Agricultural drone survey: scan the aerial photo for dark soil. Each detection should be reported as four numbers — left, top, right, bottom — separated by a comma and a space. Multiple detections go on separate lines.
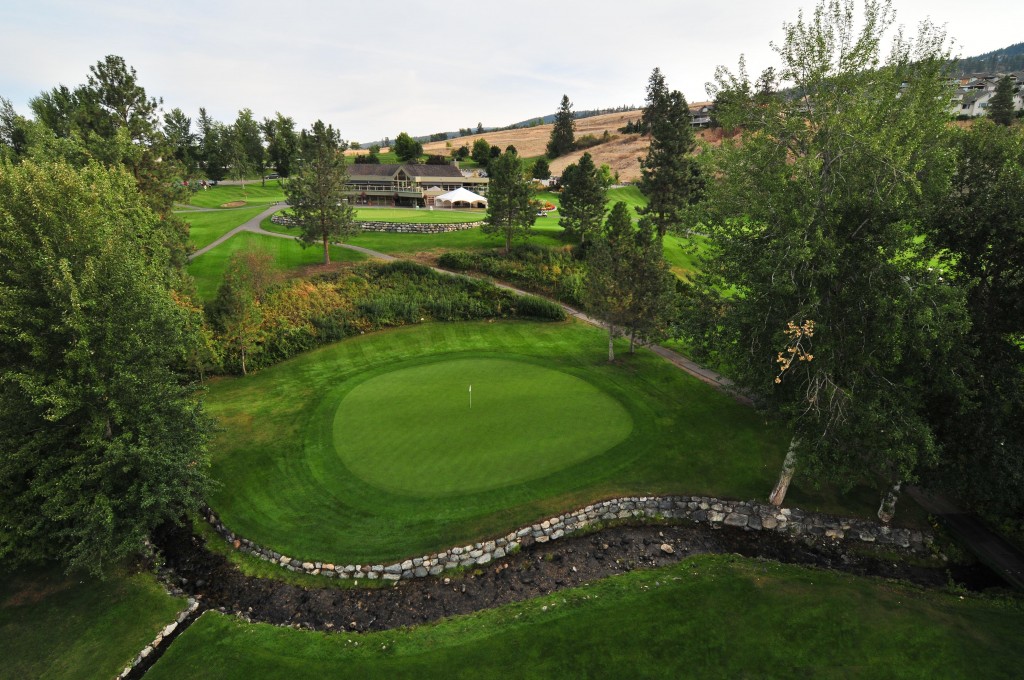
151, 519, 1002, 635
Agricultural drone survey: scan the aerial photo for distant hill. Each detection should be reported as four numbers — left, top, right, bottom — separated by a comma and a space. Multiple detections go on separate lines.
954, 42, 1024, 75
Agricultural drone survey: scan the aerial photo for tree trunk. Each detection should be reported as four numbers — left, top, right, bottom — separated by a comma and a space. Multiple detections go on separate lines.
323, 233, 330, 265
505, 233, 511, 256
608, 323, 615, 362
877, 482, 902, 524
240, 346, 247, 376
629, 328, 637, 354
769, 437, 799, 506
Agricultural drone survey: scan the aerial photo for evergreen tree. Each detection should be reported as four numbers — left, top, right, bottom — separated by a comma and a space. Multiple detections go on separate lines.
988, 75, 1016, 126
624, 217, 679, 352
638, 69, 701, 236
586, 202, 636, 361
546, 94, 576, 158
284, 120, 358, 264
233, 108, 265, 187
531, 157, 551, 180
262, 113, 299, 177
483, 150, 536, 254
559, 152, 609, 245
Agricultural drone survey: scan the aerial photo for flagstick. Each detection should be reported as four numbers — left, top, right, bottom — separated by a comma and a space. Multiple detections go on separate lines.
469, 384, 472, 409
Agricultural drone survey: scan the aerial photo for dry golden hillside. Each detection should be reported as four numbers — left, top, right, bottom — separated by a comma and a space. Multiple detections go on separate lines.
422, 110, 725, 183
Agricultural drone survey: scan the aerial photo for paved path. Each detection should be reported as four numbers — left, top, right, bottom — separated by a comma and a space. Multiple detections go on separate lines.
907, 487, 1024, 591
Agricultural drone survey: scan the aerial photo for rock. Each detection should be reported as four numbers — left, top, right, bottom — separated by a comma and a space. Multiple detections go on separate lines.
761, 515, 778, 530
476, 553, 492, 566
384, 564, 402, 574
724, 513, 749, 528
302, 562, 315, 571
709, 511, 726, 523
660, 543, 675, 554
414, 566, 428, 578
401, 559, 414, 570
382, 573, 401, 581
494, 547, 506, 559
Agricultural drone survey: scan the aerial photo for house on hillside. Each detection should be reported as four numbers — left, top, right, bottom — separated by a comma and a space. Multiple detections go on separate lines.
689, 102, 715, 128
345, 164, 489, 207
948, 72, 1024, 118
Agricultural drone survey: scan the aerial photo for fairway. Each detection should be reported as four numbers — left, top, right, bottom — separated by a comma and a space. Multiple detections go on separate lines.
335, 358, 632, 496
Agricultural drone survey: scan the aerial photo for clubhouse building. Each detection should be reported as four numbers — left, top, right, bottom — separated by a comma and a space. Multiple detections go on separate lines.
345, 164, 489, 208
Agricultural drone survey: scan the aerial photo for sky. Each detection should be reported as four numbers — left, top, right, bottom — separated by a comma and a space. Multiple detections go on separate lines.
2, 0, 1021, 143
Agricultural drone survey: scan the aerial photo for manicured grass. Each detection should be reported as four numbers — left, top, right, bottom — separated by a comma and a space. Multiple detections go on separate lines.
203, 320, 890, 564
187, 181, 287, 209
663, 233, 709, 280
182, 206, 267, 249
335, 357, 632, 496
354, 207, 485, 223
262, 216, 567, 255
187, 232, 367, 302
147, 554, 1024, 679
0, 566, 184, 680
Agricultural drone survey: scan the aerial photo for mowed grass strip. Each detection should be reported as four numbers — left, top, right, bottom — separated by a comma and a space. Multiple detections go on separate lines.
353, 207, 485, 224
203, 320, 881, 565
147, 554, 1024, 679
0, 567, 184, 680
182, 205, 267, 249
187, 232, 367, 302
261, 216, 566, 254
334, 357, 632, 496
186, 180, 286, 208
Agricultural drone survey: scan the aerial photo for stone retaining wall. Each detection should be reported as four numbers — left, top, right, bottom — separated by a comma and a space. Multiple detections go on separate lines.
118, 599, 199, 679
204, 495, 933, 583
270, 214, 483, 234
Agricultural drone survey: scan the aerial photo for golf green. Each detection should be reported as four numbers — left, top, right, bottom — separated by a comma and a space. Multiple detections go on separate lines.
333, 358, 632, 497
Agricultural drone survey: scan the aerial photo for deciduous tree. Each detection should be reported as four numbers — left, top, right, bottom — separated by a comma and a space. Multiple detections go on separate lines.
393, 131, 423, 163
471, 137, 491, 166
682, 0, 963, 515
0, 159, 212, 574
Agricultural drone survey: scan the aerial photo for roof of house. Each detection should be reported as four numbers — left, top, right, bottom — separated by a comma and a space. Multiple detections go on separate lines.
348, 163, 465, 179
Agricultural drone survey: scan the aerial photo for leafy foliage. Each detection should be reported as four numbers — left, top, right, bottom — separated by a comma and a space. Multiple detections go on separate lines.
558, 152, 609, 245
393, 132, 423, 163
0, 160, 212, 574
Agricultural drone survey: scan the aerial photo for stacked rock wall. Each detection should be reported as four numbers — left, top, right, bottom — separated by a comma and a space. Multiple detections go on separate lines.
204, 495, 932, 583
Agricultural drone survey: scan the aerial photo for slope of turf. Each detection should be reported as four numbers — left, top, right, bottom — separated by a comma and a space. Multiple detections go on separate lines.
147, 554, 1024, 679
202, 320, 888, 564
261, 217, 567, 254
182, 206, 266, 249
354, 207, 485, 223
186, 181, 286, 208
187, 232, 367, 302
0, 567, 184, 680
334, 357, 632, 496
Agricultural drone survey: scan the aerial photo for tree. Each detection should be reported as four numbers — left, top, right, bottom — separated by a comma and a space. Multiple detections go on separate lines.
638, 68, 701, 236
559, 151, 609, 245
532, 156, 551, 180
546, 94, 576, 158
471, 138, 491, 166
209, 249, 278, 375
682, 0, 962, 515
455, 145, 470, 161
922, 120, 1024, 517
0, 97, 33, 161
482, 149, 536, 254
476, 122, 484, 134
0, 159, 213, 574
163, 108, 198, 180
393, 131, 423, 163
586, 202, 636, 361
988, 75, 1016, 126
262, 113, 299, 177
233, 109, 265, 187
284, 120, 358, 264
197, 108, 227, 180
624, 217, 678, 352
222, 124, 254, 196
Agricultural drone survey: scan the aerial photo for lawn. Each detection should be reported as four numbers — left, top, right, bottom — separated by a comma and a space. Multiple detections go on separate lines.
354, 207, 485, 223
203, 319, 896, 565
262, 216, 567, 255
335, 357, 632, 496
147, 554, 1024, 679
186, 180, 287, 209
0, 566, 184, 680
187, 232, 367, 302
182, 206, 267, 249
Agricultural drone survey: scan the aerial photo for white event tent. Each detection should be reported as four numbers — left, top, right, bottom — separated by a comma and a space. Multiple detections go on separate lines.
433, 187, 487, 209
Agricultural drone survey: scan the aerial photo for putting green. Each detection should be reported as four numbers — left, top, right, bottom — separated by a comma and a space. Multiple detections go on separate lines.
333, 358, 633, 497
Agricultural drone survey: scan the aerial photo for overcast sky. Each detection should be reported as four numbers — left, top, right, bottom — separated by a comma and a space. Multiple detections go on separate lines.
2, 0, 1020, 142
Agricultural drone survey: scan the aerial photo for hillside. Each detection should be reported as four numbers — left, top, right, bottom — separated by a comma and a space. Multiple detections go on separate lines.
423, 110, 722, 183
954, 42, 1024, 75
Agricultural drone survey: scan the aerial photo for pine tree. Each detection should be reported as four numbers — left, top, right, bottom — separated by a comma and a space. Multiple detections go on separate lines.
546, 95, 576, 158
559, 152, 608, 245
988, 75, 1015, 126
483, 150, 536, 254
638, 69, 701, 236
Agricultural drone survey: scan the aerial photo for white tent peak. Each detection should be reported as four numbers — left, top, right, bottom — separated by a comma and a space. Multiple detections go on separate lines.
433, 187, 487, 208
